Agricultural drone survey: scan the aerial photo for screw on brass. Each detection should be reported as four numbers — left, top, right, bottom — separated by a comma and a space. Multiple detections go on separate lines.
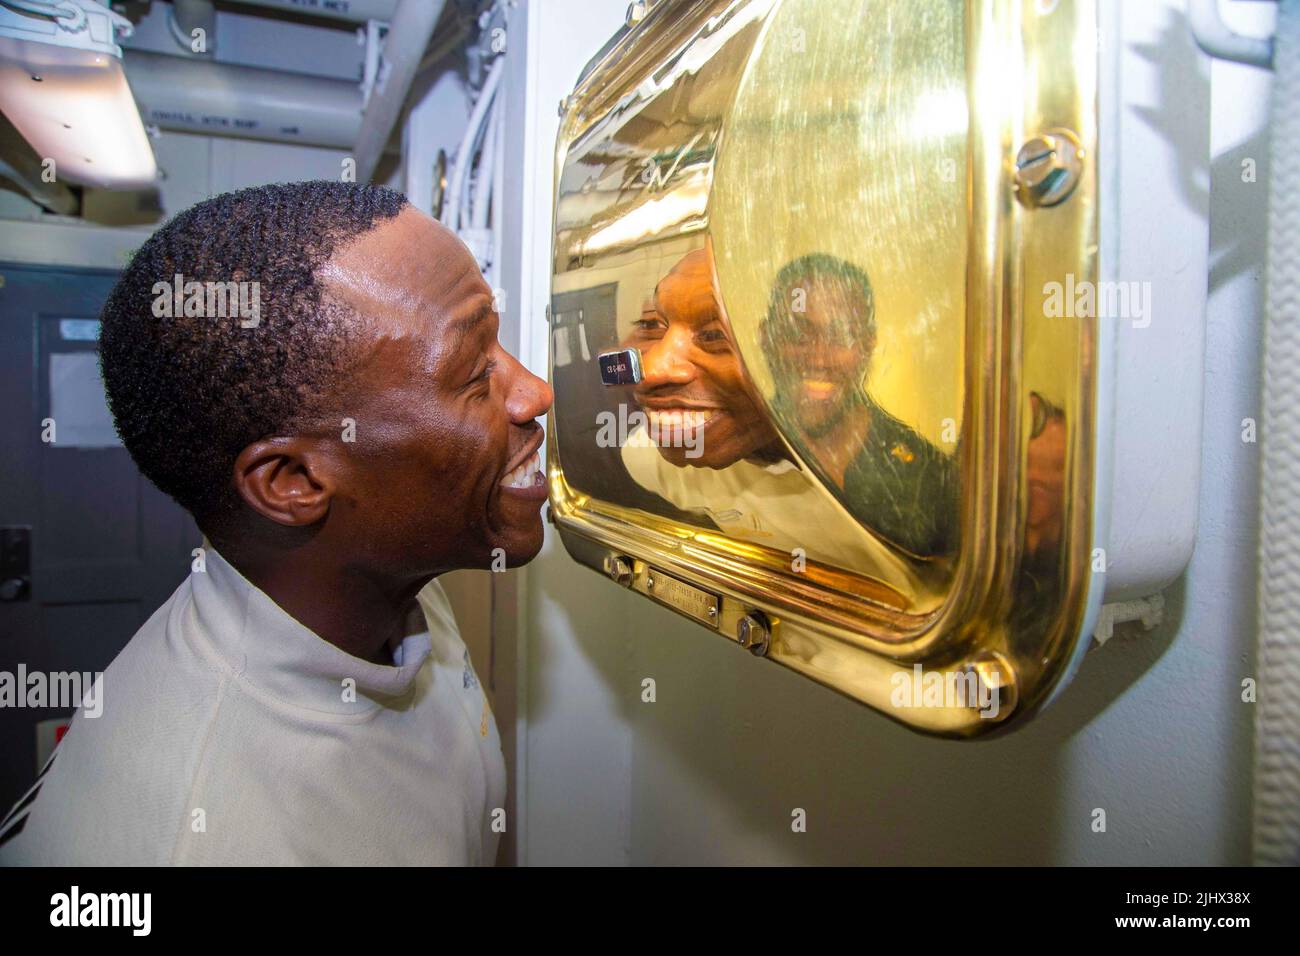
1013, 128, 1085, 208
626, 1, 648, 26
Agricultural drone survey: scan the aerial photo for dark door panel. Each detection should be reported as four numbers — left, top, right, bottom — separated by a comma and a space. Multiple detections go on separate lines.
0, 264, 199, 811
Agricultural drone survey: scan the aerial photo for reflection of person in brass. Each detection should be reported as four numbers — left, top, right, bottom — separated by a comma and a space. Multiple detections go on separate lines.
618, 246, 937, 599
623, 246, 783, 469
762, 254, 957, 558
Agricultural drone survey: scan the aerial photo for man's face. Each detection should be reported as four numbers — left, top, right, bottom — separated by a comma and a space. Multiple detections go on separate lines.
765, 278, 873, 437
316, 208, 553, 576
627, 248, 777, 469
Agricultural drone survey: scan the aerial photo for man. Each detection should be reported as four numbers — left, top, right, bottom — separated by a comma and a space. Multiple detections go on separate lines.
621, 246, 784, 471
761, 253, 958, 560
0, 181, 551, 865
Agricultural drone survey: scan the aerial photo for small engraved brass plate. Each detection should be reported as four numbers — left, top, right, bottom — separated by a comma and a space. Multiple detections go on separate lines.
635, 567, 720, 628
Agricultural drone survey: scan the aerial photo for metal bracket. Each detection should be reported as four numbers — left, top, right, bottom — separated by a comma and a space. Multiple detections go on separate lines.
1093, 593, 1165, 647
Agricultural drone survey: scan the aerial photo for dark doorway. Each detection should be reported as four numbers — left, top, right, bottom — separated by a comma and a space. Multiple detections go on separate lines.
0, 263, 198, 811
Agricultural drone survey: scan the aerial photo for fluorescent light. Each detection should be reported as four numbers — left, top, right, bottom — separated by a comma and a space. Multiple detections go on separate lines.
0, 3, 157, 190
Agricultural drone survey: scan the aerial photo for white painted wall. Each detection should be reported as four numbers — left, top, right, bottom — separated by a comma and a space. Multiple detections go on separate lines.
504, 0, 1272, 865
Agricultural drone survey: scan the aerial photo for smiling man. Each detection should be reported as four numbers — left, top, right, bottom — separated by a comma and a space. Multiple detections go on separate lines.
0, 181, 551, 866
623, 246, 782, 470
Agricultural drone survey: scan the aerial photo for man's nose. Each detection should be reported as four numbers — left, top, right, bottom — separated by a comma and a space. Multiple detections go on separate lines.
639, 325, 695, 386
503, 351, 553, 423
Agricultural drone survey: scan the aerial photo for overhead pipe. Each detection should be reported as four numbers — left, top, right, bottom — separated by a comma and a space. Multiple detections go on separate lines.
220, 0, 400, 24
123, 50, 364, 148
353, 0, 446, 182
169, 0, 216, 55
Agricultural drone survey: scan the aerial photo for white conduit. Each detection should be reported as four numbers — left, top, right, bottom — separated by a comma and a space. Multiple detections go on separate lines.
124, 50, 364, 148
223, 0, 399, 23
488, 93, 505, 287
1254, 0, 1300, 867
353, 0, 444, 183
473, 93, 500, 231
443, 55, 504, 233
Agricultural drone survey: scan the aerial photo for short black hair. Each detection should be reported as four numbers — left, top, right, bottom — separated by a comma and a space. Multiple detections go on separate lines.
99, 180, 409, 527
763, 252, 876, 343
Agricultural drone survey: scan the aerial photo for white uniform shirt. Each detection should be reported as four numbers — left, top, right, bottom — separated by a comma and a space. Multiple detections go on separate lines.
620, 428, 936, 601
0, 546, 506, 866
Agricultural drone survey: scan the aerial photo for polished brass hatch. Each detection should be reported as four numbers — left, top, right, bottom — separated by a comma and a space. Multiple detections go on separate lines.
549, 0, 1100, 736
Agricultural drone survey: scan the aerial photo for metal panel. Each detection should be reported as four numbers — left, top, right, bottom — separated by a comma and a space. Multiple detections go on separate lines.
548, 0, 1099, 736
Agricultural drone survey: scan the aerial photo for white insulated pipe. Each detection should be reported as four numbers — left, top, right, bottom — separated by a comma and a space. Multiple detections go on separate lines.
123, 50, 364, 148
221, 0, 400, 24
472, 93, 499, 230
443, 54, 503, 230
353, 0, 446, 181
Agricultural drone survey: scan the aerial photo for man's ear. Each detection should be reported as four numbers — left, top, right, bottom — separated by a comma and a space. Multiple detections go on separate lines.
232, 438, 339, 527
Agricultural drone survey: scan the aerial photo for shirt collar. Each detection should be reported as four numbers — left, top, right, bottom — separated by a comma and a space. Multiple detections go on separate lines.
186, 543, 433, 716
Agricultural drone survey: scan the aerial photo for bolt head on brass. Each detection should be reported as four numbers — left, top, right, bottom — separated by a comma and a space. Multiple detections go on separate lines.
603, 554, 633, 586
960, 652, 1018, 720
626, 1, 648, 26
1013, 128, 1084, 208
736, 612, 771, 657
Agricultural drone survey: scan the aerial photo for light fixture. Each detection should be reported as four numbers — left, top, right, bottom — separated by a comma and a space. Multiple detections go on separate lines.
0, 0, 157, 190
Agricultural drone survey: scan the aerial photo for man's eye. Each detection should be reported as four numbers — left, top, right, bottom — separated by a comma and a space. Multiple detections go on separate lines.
470, 360, 495, 389
695, 328, 731, 349
633, 318, 666, 336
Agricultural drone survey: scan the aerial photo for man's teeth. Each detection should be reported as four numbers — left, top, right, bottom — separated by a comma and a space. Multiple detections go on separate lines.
646, 409, 716, 432
802, 379, 838, 401
502, 451, 542, 488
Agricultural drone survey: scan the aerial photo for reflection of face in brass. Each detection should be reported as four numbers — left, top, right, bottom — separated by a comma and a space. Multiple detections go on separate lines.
628, 247, 780, 469
762, 255, 876, 438
761, 255, 959, 558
